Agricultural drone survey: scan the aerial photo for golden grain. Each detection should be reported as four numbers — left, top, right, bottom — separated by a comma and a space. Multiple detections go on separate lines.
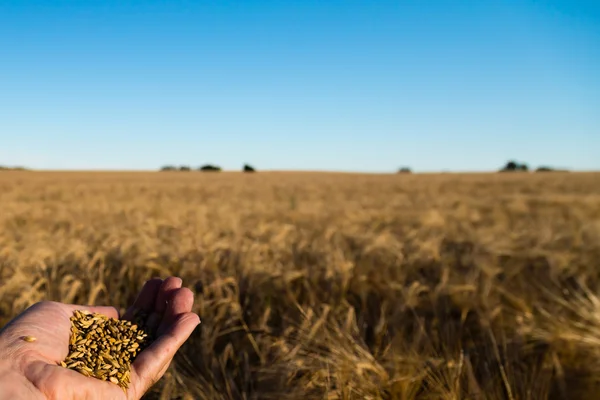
59, 309, 152, 389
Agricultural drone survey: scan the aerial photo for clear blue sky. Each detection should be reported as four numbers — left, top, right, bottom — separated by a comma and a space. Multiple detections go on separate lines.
0, 0, 598, 172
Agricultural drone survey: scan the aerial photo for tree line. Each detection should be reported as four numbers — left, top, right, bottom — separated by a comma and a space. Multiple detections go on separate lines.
396, 161, 568, 174
0, 162, 570, 173
498, 160, 567, 173
160, 164, 256, 172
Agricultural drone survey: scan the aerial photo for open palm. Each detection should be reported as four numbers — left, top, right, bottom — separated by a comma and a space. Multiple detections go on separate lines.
0, 277, 200, 400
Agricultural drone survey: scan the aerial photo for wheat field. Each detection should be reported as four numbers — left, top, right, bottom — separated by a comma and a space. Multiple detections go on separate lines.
1, 171, 599, 399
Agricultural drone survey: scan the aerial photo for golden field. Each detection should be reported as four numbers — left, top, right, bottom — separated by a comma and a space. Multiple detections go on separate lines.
1, 170, 600, 399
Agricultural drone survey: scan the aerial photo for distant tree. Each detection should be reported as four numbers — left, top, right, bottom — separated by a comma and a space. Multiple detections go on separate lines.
500, 160, 529, 172
179, 165, 191, 171
536, 166, 553, 172
398, 167, 412, 174
243, 164, 256, 173
501, 160, 519, 172
198, 164, 221, 172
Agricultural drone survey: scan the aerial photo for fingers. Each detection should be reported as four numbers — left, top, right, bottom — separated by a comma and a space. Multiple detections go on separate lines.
127, 278, 198, 398
122, 278, 163, 320
155, 277, 183, 314
129, 312, 200, 399
158, 287, 196, 336
146, 277, 183, 332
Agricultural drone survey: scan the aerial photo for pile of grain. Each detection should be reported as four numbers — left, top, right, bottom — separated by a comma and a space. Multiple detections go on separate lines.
60, 310, 153, 390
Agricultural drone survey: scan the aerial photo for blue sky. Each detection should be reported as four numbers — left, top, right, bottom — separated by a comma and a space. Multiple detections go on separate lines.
0, 0, 598, 172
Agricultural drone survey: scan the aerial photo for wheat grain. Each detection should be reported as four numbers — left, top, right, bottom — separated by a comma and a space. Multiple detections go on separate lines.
60, 310, 152, 389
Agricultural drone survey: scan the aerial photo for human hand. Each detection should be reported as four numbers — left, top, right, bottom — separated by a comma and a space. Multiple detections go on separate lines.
0, 277, 200, 400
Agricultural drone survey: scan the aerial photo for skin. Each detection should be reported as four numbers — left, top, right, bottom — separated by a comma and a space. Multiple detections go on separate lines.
0, 277, 200, 400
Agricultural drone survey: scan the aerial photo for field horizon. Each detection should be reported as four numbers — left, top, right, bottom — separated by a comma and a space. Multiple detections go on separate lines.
1, 171, 599, 399
6, 170, 416, 174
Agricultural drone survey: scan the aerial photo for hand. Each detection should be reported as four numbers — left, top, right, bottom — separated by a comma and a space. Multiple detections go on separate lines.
0, 277, 200, 400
